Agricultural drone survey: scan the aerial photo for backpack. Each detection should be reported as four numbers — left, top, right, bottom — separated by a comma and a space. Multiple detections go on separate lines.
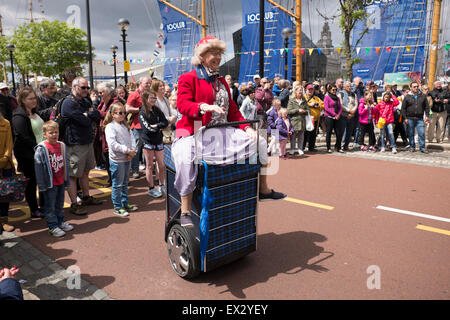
49, 97, 69, 141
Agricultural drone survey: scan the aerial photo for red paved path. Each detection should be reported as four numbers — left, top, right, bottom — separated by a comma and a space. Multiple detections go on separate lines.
11, 154, 450, 299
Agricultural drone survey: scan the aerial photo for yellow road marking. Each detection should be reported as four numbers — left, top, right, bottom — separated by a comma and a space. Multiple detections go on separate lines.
416, 225, 450, 236
283, 197, 334, 210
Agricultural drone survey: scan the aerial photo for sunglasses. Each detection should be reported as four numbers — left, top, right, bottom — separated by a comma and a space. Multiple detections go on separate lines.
79, 86, 90, 90
114, 111, 125, 115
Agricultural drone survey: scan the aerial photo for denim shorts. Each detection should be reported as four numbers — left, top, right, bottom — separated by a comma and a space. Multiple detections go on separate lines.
143, 143, 164, 151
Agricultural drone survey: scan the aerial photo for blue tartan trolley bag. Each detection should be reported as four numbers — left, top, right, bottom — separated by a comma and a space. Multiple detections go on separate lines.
164, 120, 261, 279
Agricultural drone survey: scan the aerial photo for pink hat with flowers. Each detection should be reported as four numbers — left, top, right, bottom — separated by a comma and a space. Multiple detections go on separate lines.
191, 35, 226, 66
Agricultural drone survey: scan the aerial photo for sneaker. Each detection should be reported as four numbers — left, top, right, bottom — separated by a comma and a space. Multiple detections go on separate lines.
148, 188, 163, 198
298, 149, 304, 156
289, 150, 295, 155
420, 149, 429, 154
380, 147, 385, 152
392, 148, 397, 154
259, 189, 287, 201
48, 227, 66, 238
139, 164, 146, 170
70, 203, 87, 216
159, 185, 166, 195
124, 204, 138, 212
82, 196, 103, 206
361, 146, 368, 151
409, 148, 415, 152
31, 210, 45, 218
59, 222, 74, 232
353, 143, 360, 149
369, 146, 376, 152
132, 172, 140, 179
180, 214, 193, 228
113, 208, 130, 217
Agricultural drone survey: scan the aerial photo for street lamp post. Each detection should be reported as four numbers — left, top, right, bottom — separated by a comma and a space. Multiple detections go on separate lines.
281, 27, 293, 80
111, 45, 118, 88
6, 44, 16, 95
118, 18, 130, 85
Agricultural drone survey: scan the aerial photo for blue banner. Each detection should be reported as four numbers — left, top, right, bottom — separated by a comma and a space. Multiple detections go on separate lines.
352, 0, 428, 83
157, 1, 201, 84
239, 1, 295, 83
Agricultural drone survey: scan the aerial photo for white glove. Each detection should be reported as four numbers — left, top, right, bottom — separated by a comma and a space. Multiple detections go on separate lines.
200, 104, 225, 114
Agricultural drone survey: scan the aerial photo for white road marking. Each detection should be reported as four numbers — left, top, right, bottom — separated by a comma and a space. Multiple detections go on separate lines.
376, 205, 450, 223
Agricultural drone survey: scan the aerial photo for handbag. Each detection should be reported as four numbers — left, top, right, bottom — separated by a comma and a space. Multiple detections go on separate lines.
0, 160, 28, 203
162, 127, 173, 145
305, 111, 314, 132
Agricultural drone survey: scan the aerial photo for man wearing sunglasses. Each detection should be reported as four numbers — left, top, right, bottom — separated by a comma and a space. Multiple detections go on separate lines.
61, 77, 102, 215
400, 81, 431, 153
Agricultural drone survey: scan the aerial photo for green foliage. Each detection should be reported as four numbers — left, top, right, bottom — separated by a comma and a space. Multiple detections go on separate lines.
12, 20, 89, 80
338, 0, 370, 80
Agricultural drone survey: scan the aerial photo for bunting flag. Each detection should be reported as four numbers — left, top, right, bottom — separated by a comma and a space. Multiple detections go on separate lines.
446, 44, 450, 51
97, 44, 435, 66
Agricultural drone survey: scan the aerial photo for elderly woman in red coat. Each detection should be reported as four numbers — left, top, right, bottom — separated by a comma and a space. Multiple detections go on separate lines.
173, 36, 286, 227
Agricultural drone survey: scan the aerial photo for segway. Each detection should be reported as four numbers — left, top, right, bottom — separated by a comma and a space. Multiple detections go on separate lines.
164, 120, 261, 278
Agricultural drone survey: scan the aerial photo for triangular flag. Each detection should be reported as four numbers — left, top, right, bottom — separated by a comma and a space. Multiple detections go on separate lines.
356, 47, 361, 55
337, 47, 341, 54
265, 49, 270, 56
446, 44, 450, 51
150, 58, 155, 64
365, 47, 370, 54
280, 49, 284, 55
301, 49, 305, 55
406, 46, 411, 52
251, 51, 255, 56
285, 48, 289, 53
293, 48, 296, 55
386, 46, 392, 53
309, 48, 314, 55
317, 48, 322, 55
376, 47, 380, 55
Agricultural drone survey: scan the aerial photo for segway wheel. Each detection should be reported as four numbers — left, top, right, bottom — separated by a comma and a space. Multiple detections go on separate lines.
167, 224, 201, 279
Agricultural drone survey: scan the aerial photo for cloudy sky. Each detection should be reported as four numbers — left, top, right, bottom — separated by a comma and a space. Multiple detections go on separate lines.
1, 0, 448, 66
0, 0, 344, 62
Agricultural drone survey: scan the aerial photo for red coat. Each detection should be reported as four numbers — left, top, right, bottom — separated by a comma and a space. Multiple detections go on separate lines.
376, 96, 399, 124
175, 70, 248, 138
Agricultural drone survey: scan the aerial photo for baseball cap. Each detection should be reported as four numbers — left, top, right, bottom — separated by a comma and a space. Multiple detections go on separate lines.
253, 75, 261, 80
0, 83, 8, 90
306, 84, 314, 90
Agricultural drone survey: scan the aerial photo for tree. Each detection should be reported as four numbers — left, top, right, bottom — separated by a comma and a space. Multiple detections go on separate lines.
12, 20, 89, 82
338, 0, 370, 81
0, 35, 12, 82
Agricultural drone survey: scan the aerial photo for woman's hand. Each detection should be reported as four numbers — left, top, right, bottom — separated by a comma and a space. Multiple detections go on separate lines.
245, 126, 258, 141
299, 108, 305, 114
200, 104, 225, 114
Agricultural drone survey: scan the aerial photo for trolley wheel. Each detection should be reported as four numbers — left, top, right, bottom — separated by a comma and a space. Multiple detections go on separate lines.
167, 224, 201, 279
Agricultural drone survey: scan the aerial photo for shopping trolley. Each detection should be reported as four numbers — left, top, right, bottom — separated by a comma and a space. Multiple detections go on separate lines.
164, 120, 261, 278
